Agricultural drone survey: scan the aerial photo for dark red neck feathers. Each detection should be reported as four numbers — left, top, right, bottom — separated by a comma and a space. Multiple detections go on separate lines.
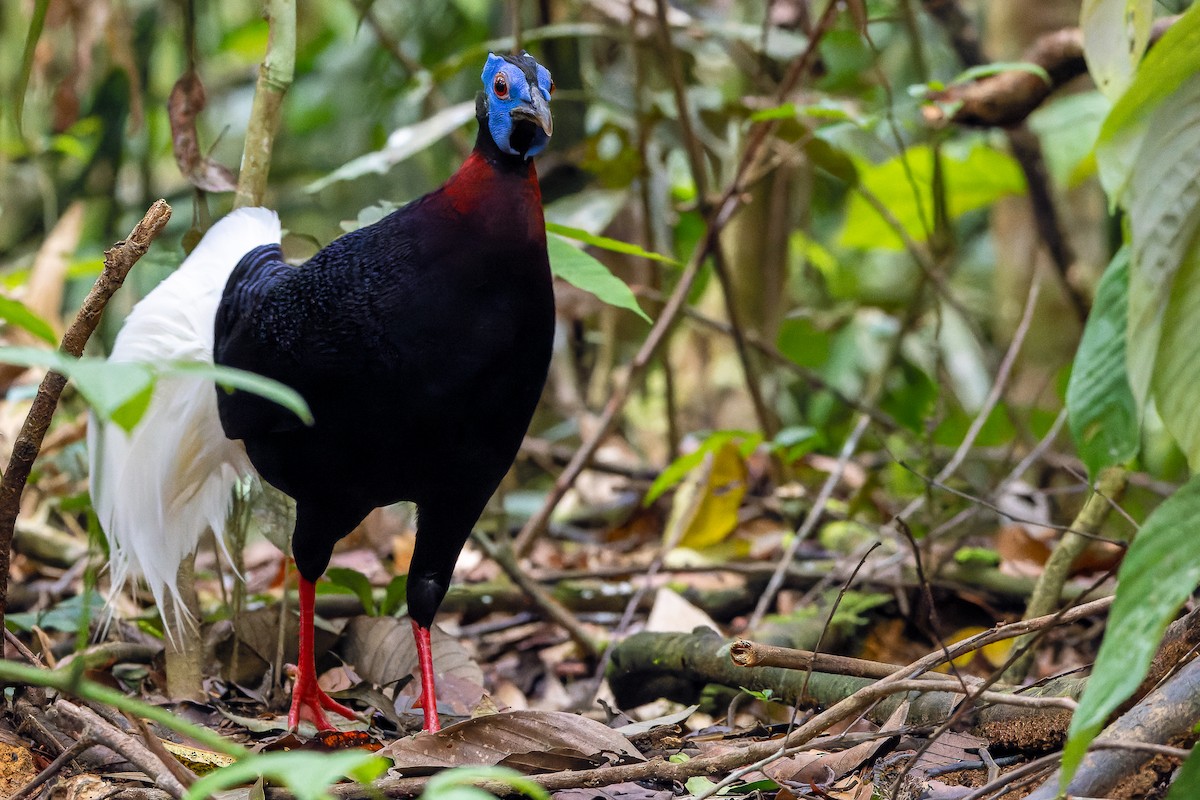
439, 150, 544, 245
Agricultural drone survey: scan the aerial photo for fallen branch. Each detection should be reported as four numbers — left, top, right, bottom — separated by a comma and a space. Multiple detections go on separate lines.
925, 16, 1179, 128
0, 199, 172, 637
51, 700, 188, 799
1024, 654, 1200, 799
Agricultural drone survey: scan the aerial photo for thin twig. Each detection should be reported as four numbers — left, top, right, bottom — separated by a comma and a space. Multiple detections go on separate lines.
0, 200, 172, 637
5, 628, 43, 665
1004, 466, 1128, 682
233, 0, 295, 208
748, 413, 871, 629
652, 0, 777, 438
892, 276, 1041, 527
128, 713, 198, 789
471, 531, 600, 660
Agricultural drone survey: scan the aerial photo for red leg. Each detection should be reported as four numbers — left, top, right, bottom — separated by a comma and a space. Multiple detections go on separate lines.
411, 619, 441, 732
288, 576, 358, 731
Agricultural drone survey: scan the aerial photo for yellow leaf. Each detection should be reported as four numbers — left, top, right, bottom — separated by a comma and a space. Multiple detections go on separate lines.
663, 441, 748, 551
160, 740, 237, 775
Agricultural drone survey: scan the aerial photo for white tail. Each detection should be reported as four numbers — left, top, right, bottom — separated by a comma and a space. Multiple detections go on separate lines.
88, 208, 280, 630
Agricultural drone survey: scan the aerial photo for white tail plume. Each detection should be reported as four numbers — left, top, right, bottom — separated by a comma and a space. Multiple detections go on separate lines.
88, 208, 279, 631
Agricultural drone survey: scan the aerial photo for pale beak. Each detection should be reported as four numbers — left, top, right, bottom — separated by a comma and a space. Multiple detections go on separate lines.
511, 90, 553, 137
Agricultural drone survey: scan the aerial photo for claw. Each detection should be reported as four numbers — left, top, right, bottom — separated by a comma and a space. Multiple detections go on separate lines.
288, 673, 357, 731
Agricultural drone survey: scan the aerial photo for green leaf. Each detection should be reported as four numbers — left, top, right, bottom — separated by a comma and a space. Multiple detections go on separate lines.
6, 593, 103, 633
951, 61, 1051, 86
1120, 79, 1200, 435
1061, 473, 1200, 789
183, 750, 387, 800
164, 361, 314, 426
645, 431, 758, 505
381, 574, 408, 617
1166, 745, 1200, 800
1096, 3, 1200, 202
12, 0, 51, 136
546, 234, 651, 322
1080, 0, 1154, 98
0, 296, 57, 345
69, 361, 157, 432
0, 347, 313, 432
546, 222, 680, 266
325, 568, 378, 616
422, 766, 550, 800
839, 142, 1025, 250
1067, 247, 1139, 477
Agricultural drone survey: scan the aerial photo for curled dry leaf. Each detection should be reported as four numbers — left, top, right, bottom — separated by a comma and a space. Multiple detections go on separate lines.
382, 710, 644, 775
168, 69, 237, 192
342, 616, 484, 688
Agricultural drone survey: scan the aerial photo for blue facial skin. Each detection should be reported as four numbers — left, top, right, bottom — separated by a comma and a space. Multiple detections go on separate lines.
481, 52, 553, 158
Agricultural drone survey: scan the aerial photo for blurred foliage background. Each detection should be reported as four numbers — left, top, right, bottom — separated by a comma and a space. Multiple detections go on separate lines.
0, 0, 1187, 620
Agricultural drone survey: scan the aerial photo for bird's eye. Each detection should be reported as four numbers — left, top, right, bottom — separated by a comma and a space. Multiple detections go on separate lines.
493, 74, 509, 99
549, 79, 555, 96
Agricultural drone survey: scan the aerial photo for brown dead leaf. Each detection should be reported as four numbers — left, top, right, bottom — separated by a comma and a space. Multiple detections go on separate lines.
168, 69, 237, 192
761, 754, 834, 786
342, 616, 483, 688
395, 671, 486, 720
382, 710, 644, 775
912, 730, 989, 771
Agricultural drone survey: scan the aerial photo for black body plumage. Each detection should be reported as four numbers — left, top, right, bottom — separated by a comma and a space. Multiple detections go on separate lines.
213, 111, 555, 630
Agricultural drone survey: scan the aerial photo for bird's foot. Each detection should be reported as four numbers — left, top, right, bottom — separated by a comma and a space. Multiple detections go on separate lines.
287, 671, 357, 732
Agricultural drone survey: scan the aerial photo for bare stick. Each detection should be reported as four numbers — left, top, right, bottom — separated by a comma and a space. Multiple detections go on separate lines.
233, 0, 295, 208
471, 531, 600, 660
0, 200, 172, 637
891, 276, 1041, 527
924, 16, 1179, 128
749, 413, 872, 629
1004, 466, 1128, 682
652, 0, 777, 439
52, 700, 187, 798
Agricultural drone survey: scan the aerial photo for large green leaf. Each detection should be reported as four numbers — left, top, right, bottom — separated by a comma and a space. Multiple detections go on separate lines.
165, 361, 315, 426
1061, 473, 1200, 788
839, 142, 1025, 250
1149, 234, 1200, 468
0, 296, 57, 345
546, 222, 680, 267
1080, 0, 1154, 99
184, 749, 388, 800
1095, 3, 1200, 202
1166, 746, 1200, 800
1067, 247, 1138, 477
0, 347, 313, 432
1118, 73, 1200, 457
546, 234, 651, 323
